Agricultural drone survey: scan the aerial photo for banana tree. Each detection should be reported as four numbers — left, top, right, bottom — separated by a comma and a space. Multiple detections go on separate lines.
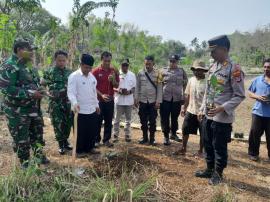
0, 13, 16, 62
68, 0, 119, 68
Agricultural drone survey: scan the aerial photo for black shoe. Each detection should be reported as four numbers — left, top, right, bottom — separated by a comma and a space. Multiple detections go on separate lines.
138, 139, 148, 144
149, 140, 157, 146
20, 160, 29, 170
89, 149, 101, 155
125, 138, 132, 143
170, 134, 181, 142
104, 141, 114, 148
38, 155, 50, 165
209, 171, 223, 185
58, 141, 65, 155
195, 168, 214, 178
249, 155, 259, 161
64, 140, 73, 151
58, 147, 65, 155
94, 142, 101, 148
163, 138, 171, 146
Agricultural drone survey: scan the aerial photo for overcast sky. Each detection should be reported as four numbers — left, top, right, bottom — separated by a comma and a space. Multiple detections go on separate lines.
42, 0, 270, 46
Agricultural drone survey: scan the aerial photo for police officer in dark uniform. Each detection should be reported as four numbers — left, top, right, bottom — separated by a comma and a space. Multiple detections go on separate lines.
160, 55, 188, 145
195, 35, 245, 185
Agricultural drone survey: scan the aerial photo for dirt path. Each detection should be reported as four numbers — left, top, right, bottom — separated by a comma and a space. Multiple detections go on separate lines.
0, 115, 270, 202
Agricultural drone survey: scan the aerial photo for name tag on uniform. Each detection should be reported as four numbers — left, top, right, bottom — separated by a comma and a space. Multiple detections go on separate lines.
98, 73, 103, 77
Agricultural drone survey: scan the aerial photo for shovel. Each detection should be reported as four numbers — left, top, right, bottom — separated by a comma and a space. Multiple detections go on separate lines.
72, 112, 85, 176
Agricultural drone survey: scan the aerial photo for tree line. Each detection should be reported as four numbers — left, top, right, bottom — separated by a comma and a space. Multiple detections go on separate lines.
0, 0, 269, 74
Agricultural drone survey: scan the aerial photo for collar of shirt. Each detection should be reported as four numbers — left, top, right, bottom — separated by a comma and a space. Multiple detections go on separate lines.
261, 75, 270, 85
120, 70, 130, 77
78, 68, 91, 77
144, 68, 154, 74
54, 66, 66, 71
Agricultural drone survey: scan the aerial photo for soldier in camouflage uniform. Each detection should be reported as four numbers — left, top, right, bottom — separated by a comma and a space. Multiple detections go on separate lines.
0, 39, 49, 168
42, 50, 73, 155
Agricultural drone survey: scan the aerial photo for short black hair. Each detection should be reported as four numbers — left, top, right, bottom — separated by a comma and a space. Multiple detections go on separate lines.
54, 50, 68, 59
81, 53, 94, 66
13, 41, 31, 54
145, 55, 154, 61
263, 58, 270, 65
101, 51, 112, 60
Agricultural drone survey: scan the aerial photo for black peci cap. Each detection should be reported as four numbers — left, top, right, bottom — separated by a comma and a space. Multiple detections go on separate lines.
81, 53, 94, 66
208, 35, 230, 51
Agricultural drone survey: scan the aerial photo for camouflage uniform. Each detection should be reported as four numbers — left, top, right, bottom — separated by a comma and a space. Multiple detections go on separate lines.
42, 66, 72, 145
0, 54, 45, 162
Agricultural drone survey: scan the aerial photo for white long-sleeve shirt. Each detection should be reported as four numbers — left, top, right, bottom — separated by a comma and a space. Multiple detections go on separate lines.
114, 70, 136, 106
67, 69, 99, 114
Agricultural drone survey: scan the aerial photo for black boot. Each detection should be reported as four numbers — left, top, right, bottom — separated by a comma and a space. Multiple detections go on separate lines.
139, 131, 148, 144
149, 133, 156, 146
64, 140, 73, 151
170, 133, 182, 142
209, 170, 223, 185
195, 168, 214, 178
20, 159, 29, 169
58, 141, 65, 155
39, 155, 50, 165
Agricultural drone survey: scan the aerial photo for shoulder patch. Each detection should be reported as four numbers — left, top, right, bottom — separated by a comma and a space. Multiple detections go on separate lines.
232, 64, 242, 82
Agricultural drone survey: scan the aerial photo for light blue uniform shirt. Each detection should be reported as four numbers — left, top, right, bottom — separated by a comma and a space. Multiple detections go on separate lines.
249, 75, 270, 117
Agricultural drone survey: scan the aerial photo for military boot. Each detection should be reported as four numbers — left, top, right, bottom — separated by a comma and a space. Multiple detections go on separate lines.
149, 133, 156, 146
64, 140, 73, 151
195, 168, 214, 178
58, 141, 65, 155
20, 159, 29, 170
209, 171, 223, 185
139, 131, 148, 144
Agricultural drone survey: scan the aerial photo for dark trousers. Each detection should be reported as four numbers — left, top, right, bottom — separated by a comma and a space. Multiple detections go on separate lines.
248, 114, 270, 158
77, 112, 99, 153
138, 102, 157, 138
202, 118, 232, 173
96, 101, 114, 143
160, 100, 181, 138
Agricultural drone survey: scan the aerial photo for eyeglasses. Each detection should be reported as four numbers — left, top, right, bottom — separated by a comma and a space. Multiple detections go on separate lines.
264, 66, 270, 68
170, 60, 177, 63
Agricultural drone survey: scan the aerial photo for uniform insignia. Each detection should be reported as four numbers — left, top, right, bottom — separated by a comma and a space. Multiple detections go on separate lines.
157, 71, 163, 83
232, 64, 242, 82
222, 61, 228, 67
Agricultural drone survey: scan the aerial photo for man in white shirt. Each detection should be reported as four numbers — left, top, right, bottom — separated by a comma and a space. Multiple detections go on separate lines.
67, 54, 100, 155
176, 60, 208, 156
113, 59, 136, 142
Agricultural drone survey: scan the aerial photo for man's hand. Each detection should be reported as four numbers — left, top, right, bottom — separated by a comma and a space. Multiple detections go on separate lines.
197, 111, 204, 122
32, 90, 43, 99
96, 107, 101, 115
101, 94, 111, 102
256, 95, 269, 103
207, 106, 225, 117
180, 108, 186, 117
73, 104, 80, 113
155, 102, 160, 109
